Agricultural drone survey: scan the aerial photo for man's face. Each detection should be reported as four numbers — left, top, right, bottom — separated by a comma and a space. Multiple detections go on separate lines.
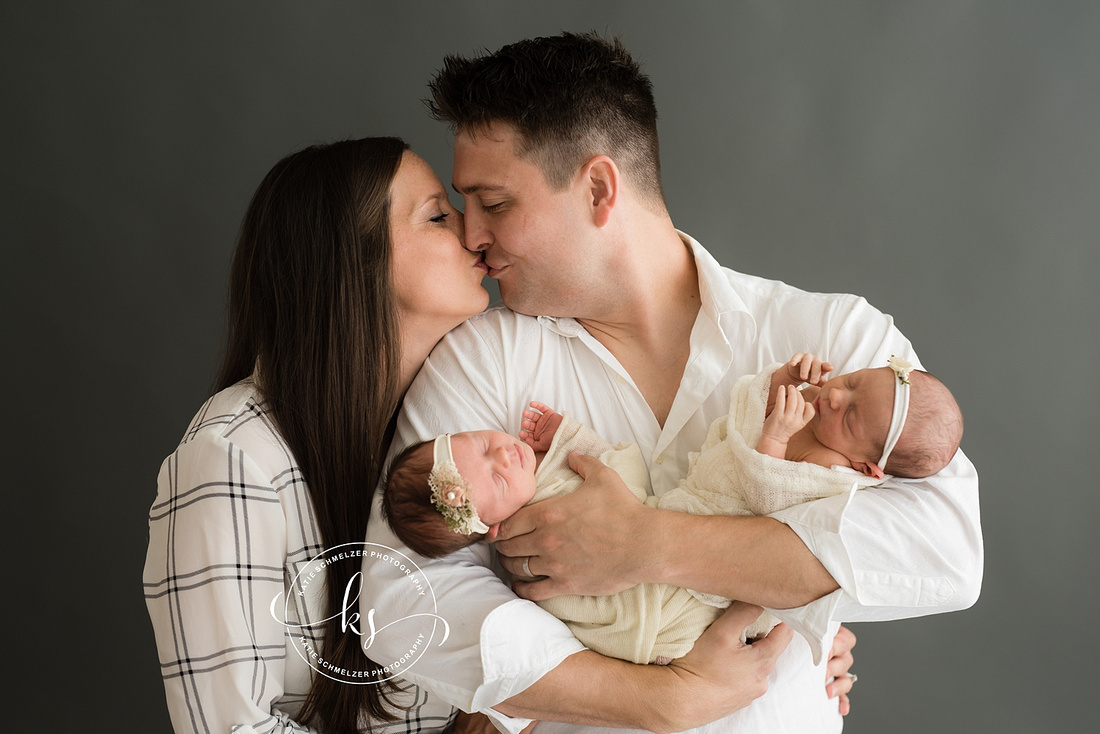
452, 124, 593, 316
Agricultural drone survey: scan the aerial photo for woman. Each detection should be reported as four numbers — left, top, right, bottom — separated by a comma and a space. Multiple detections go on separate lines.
144, 137, 855, 734
144, 137, 487, 733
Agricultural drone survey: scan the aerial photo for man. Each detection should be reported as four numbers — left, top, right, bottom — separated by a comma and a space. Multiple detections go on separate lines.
364, 33, 982, 733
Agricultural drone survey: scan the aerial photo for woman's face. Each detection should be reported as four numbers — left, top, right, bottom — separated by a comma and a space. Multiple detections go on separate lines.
390, 151, 490, 339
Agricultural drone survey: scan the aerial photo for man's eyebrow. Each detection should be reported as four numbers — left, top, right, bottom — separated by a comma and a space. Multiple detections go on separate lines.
452, 183, 507, 195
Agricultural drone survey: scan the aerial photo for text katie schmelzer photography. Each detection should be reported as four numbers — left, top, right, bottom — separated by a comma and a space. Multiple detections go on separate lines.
270, 542, 450, 684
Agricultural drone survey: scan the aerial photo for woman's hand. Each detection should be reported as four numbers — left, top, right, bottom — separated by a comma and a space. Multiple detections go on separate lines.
824, 625, 858, 716
492, 452, 653, 600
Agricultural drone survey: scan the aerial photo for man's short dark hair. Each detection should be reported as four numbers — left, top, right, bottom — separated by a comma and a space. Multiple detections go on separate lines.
428, 31, 665, 205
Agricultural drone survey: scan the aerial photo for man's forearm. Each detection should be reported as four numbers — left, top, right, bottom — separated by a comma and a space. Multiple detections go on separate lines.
647, 510, 839, 609
494, 651, 686, 733
493, 602, 788, 733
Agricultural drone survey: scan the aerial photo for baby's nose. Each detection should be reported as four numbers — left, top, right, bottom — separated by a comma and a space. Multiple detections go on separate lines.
828, 389, 848, 408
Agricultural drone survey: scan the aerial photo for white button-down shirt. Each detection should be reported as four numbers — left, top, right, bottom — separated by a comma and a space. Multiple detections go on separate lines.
363, 233, 982, 733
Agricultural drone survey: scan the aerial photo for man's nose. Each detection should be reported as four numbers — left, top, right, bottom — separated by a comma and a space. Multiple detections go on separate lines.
463, 209, 491, 253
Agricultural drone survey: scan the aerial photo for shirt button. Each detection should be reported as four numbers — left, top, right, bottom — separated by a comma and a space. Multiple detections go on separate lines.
656, 454, 665, 464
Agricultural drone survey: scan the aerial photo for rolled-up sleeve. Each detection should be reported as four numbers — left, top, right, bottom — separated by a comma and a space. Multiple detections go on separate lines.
769, 449, 982, 658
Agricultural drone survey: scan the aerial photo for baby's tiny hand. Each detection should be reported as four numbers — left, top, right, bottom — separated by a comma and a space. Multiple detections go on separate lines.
786, 353, 834, 386
762, 385, 816, 443
520, 401, 564, 452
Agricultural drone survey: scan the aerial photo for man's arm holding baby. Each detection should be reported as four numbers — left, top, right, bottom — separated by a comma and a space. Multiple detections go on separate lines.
495, 298, 982, 621
497, 452, 838, 609
494, 603, 792, 732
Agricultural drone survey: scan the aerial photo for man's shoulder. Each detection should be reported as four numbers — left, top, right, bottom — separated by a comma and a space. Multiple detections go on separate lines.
431, 306, 560, 361
716, 263, 867, 313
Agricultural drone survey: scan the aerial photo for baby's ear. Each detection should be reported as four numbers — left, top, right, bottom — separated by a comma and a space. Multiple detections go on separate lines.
854, 461, 886, 480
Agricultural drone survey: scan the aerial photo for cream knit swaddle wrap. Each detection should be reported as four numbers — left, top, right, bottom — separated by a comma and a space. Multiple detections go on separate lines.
529, 365, 880, 664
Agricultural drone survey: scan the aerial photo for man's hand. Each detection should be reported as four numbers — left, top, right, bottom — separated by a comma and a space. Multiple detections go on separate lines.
825, 625, 857, 716
519, 400, 563, 452
492, 451, 652, 600
660, 603, 793, 731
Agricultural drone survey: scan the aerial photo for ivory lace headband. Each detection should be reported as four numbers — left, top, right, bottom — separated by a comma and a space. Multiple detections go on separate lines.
429, 434, 490, 535
878, 355, 913, 470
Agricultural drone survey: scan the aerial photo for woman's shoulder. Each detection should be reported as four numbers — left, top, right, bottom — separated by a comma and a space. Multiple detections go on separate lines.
178, 378, 266, 443
169, 379, 295, 480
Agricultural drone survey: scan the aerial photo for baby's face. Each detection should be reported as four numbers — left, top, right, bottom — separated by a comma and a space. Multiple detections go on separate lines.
810, 366, 895, 469
449, 430, 538, 525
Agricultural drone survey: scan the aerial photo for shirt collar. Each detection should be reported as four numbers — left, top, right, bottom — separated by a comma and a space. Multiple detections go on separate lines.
678, 230, 751, 321
535, 230, 754, 339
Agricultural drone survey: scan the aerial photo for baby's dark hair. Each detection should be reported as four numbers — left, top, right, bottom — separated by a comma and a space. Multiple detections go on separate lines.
886, 370, 964, 478
381, 440, 484, 558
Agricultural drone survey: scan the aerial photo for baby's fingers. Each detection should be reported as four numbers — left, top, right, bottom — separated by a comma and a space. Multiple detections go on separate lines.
810, 359, 834, 385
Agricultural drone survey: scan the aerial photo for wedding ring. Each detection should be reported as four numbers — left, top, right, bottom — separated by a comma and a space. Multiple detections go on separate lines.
522, 556, 533, 578
848, 672, 858, 686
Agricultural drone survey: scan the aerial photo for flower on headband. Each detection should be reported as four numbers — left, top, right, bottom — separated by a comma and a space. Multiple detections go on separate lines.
438, 484, 467, 508
887, 355, 913, 386
428, 436, 490, 536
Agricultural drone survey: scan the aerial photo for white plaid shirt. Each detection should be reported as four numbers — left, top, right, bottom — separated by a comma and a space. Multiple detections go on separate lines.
143, 379, 455, 733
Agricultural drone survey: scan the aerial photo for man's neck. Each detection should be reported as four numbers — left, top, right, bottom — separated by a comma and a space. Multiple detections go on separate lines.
576, 225, 701, 427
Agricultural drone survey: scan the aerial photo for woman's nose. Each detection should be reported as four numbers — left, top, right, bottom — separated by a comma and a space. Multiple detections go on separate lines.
450, 208, 465, 238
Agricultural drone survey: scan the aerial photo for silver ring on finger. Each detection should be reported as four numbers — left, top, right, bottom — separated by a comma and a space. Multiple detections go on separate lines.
522, 556, 533, 578
848, 672, 858, 686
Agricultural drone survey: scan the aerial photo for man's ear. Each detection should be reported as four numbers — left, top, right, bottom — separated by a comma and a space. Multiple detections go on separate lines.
854, 461, 886, 480
580, 155, 619, 227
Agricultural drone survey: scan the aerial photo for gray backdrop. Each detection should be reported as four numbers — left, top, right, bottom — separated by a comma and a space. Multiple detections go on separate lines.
4, 1, 1097, 732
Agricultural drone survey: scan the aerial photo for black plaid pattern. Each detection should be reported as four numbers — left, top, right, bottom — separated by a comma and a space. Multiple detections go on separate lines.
144, 380, 452, 733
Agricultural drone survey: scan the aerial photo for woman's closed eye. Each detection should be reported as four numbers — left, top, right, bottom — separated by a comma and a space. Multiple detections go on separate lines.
429, 211, 450, 223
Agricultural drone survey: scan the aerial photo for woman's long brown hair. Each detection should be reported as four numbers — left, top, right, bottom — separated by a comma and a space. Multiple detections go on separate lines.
216, 137, 408, 732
